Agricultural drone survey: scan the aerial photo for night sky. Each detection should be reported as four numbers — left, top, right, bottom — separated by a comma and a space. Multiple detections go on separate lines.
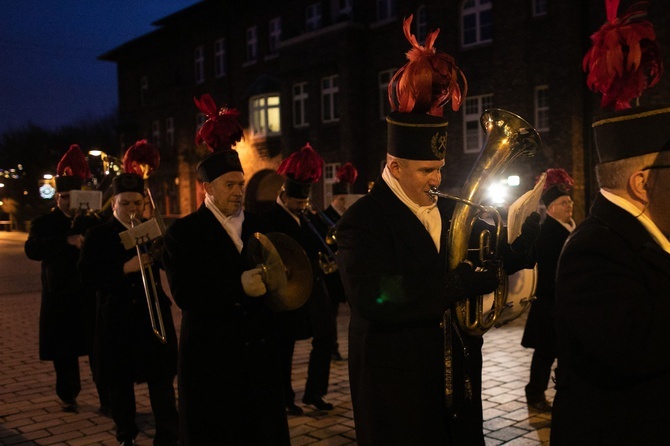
0, 0, 201, 134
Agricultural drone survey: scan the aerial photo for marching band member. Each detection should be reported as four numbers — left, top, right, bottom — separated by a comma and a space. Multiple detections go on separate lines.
336, 16, 539, 445
24, 144, 107, 414
79, 172, 179, 446
162, 94, 289, 446
263, 143, 337, 414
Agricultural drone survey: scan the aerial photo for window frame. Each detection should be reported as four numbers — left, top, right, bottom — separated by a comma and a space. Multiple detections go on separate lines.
462, 94, 494, 154
214, 38, 226, 78
293, 82, 309, 128
534, 85, 550, 132
321, 75, 340, 123
246, 26, 258, 63
194, 46, 205, 84
269, 17, 282, 55
461, 0, 493, 48
306, 3, 323, 31
378, 68, 396, 120
249, 93, 282, 139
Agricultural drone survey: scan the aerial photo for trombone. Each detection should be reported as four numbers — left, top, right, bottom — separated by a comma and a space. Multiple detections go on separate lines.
130, 213, 168, 344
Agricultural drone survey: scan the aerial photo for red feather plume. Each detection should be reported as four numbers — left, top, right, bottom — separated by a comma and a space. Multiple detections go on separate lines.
277, 143, 324, 183
123, 139, 160, 179
542, 168, 574, 192
583, 0, 663, 110
388, 14, 468, 116
336, 162, 358, 185
56, 144, 90, 180
194, 94, 244, 152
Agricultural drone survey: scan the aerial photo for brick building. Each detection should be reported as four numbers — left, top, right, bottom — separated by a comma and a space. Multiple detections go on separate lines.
99, 0, 670, 221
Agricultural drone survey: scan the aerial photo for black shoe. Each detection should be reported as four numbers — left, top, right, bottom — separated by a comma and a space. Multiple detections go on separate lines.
61, 399, 78, 413
302, 395, 334, 411
527, 398, 552, 413
98, 405, 111, 417
331, 351, 344, 361
286, 402, 303, 416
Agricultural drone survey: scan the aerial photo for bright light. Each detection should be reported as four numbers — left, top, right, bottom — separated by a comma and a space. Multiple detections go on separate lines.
0, 183, 4, 188
89, 150, 103, 157
508, 175, 520, 186
43, 174, 53, 180
487, 182, 508, 204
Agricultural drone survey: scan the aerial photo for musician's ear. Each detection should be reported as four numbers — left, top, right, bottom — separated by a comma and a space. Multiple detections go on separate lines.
387, 159, 402, 180
202, 181, 213, 195
629, 170, 649, 204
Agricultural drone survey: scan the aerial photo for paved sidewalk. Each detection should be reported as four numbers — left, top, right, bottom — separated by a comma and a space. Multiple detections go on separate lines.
0, 231, 552, 445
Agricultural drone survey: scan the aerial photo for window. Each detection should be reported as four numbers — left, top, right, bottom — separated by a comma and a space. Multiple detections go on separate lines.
462, 94, 493, 154
462, 0, 492, 47
250, 94, 281, 138
533, 0, 548, 17
378, 69, 396, 119
214, 38, 226, 78
293, 82, 309, 128
535, 85, 549, 132
152, 120, 161, 147
324, 162, 341, 204
376, 0, 396, 22
140, 76, 148, 106
333, 0, 352, 18
246, 26, 258, 63
416, 5, 428, 43
194, 46, 205, 84
321, 75, 340, 123
165, 117, 174, 148
269, 18, 281, 55
306, 3, 322, 31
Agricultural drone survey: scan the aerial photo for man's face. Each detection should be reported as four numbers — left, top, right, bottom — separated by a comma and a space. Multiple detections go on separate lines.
56, 192, 73, 216
282, 192, 309, 216
112, 192, 145, 225
204, 171, 245, 217
332, 195, 347, 213
547, 196, 574, 224
391, 158, 445, 206
644, 152, 670, 236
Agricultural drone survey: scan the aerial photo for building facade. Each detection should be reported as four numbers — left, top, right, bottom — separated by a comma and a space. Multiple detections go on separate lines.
100, 0, 670, 221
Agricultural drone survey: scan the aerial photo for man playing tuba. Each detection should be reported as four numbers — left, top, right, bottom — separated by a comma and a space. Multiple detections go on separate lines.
336, 15, 540, 446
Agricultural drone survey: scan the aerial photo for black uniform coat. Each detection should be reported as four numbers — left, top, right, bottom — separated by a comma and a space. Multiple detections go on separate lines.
79, 217, 178, 385
162, 205, 289, 446
323, 205, 347, 304
25, 208, 91, 360
552, 193, 670, 445
521, 214, 569, 355
262, 202, 334, 341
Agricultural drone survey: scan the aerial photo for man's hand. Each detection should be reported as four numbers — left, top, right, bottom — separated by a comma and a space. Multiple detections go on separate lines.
446, 261, 499, 302
241, 267, 267, 297
511, 212, 541, 254
66, 234, 84, 249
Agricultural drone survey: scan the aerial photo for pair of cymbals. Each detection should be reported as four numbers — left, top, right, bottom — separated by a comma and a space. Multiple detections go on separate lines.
247, 232, 313, 311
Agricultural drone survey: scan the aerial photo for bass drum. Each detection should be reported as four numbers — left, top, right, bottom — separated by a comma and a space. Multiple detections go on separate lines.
479, 265, 538, 331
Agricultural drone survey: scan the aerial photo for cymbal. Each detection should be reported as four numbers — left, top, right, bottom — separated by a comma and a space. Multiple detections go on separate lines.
247, 232, 313, 311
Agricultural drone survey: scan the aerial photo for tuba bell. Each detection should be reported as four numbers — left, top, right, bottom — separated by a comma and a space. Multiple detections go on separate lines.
430, 108, 541, 337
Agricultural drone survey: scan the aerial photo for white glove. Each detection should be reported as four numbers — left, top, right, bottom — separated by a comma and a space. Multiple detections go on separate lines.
241, 267, 267, 297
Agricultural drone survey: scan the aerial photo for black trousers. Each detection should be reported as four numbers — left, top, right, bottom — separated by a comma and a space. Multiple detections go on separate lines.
525, 350, 555, 399
53, 356, 81, 403
110, 376, 179, 445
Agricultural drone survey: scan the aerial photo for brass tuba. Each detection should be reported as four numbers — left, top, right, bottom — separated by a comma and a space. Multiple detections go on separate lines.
430, 108, 541, 337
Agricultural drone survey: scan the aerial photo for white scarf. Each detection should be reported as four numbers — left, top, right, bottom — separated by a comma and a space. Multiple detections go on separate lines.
600, 189, 670, 255
205, 194, 245, 253
382, 165, 442, 252
548, 214, 576, 233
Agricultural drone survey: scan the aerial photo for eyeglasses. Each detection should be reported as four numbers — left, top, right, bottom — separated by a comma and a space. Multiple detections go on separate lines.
642, 165, 670, 171
553, 199, 574, 207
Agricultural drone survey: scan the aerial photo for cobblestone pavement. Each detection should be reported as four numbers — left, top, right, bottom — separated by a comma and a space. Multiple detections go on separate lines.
0, 231, 552, 445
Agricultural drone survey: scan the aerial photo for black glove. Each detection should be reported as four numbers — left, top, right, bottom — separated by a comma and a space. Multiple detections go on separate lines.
511, 212, 541, 254
446, 261, 499, 303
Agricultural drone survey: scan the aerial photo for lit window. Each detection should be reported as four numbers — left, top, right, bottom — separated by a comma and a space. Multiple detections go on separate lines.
378, 69, 396, 119
321, 75, 340, 123
246, 26, 258, 62
194, 46, 205, 84
214, 38, 226, 78
306, 3, 322, 31
462, 0, 492, 47
463, 94, 493, 154
535, 85, 549, 132
250, 94, 281, 138
269, 18, 281, 54
293, 82, 309, 128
